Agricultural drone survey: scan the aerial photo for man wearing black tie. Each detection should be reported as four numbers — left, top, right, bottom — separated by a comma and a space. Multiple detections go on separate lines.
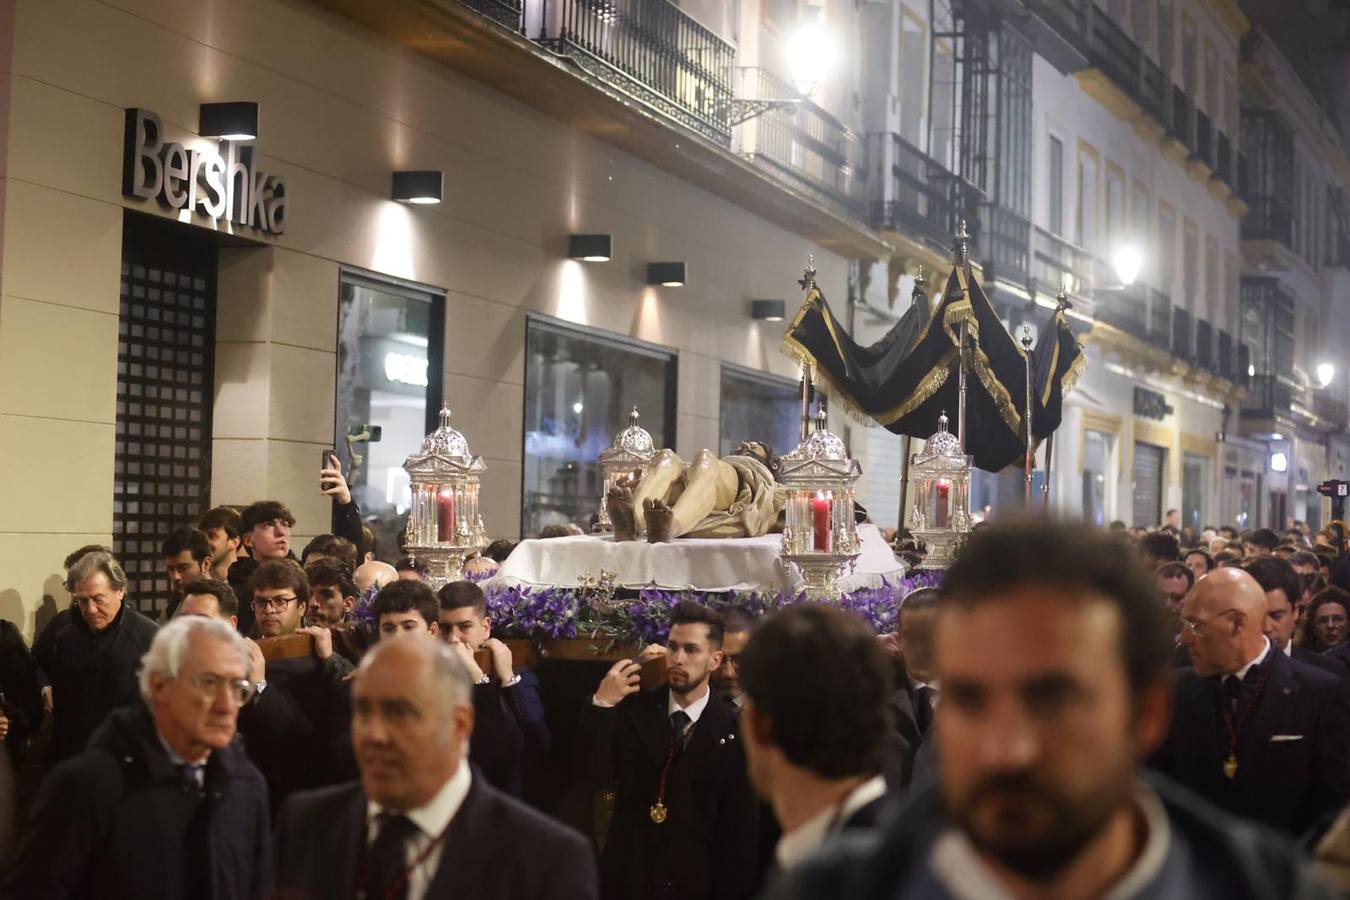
1153, 566, 1350, 835
274, 635, 597, 900
883, 587, 940, 788
578, 601, 759, 900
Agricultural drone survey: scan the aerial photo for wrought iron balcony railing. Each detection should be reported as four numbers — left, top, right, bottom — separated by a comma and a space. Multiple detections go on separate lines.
1031, 225, 1096, 299
737, 67, 863, 216
1194, 110, 1213, 170
1242, 196, 1296, 246
869, 133, 962, 254
539, 0, 736, 144
1172, 306, 1193, 362
1098, 282, 1149, 341
1243, 374, 1294, 419
1195, 317, 1214, 371
1217, 329, 1233, 379
1148, 289, 1172, 350
1214, 132, 1234, 188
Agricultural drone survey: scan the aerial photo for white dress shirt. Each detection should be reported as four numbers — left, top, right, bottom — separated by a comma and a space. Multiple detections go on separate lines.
775, 774, 888, 870
668, 683, 712, 738
1232, 636, 1271, 680
364, 762, 472, 900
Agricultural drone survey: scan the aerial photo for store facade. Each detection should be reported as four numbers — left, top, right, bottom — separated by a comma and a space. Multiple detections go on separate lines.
0, 0, 846, 632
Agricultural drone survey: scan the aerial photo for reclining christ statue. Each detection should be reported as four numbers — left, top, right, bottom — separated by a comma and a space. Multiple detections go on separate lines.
606, 442, 785, 543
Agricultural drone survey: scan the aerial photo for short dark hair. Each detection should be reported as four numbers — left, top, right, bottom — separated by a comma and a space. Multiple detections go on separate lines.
940, 520, 1173, 694
1140, 531, 1180, 564
304, 558, 357, 600
1244, 556, 1300, 607
669, 601, 724, 649
1184, 548, 1214, 573
240, 500, 296, 534
362, 526, 378, 560
719, 606, 754, 635
484, 539, 517, 564
437, 580, 486, 617
538, 524, 575, 539
179, 579, 239, 619
738, 605, 891, 779
1308, 587, 1350, 651
1108, 520, 1127, 531
161, 527, 210, 563
1214, 550, 1245, 567
898, 587, 940, 628
1157, 561, 1195, 591
372, 580, 439, 627
196, 506, 242, 539
1289, 550, 1320, 571
300, 534, 357, 568
1245, 528, 1280, 552
248, 559, 309, 605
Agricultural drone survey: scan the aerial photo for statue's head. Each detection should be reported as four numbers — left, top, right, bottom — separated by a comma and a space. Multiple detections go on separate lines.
731, 441, 780, 478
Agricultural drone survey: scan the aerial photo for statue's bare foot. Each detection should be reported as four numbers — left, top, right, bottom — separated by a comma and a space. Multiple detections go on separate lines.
607, 485, 638, 542
645, 498, 674, 544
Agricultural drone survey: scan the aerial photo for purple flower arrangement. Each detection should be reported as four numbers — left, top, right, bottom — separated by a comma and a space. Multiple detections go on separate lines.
482, 568, 945, 645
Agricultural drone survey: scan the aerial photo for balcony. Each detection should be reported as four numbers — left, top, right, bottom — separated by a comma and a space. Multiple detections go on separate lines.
544, 0, 736, 144
1193, 110, 1213, 169
1098, 282, 1149, 341
1194, 318, 1214, 372
737, 68, 863, 217
1031, 225, 1096, 299
869, 133, 962, 258
460, 0, 521, 30
1241, 109, 1297, 266
980, 203, 1031, 288
1242, 197, 1296, 247
1238, 344, 1251, 387
1214, 132, 1234, 188
1172, 306, 1194, 362
1163, 86, 1191, 159
1085, 10, 1140, 98
1243, 374, 1294, 420
1317, 393, 1350, 428
1148, 289, 1172, 350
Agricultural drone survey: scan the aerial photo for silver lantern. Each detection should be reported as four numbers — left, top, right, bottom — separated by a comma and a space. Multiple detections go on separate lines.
778, 408, 863, 600
594, 407, 656, 533
910, 412, 972, 570
402, 407, 488, 588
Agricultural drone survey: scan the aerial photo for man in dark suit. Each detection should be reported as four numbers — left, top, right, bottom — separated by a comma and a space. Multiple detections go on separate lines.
274, 634, 597, 900
882, 587, 940, 789
578, 601, 759, 900
1154, 566, 1350, 835
1247, 556, 1350, 680
738, 604, 891, 872
765, 522, 1331, 900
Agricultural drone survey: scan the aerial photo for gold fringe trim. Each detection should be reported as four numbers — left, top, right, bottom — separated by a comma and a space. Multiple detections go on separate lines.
1040, 334, 1062, 409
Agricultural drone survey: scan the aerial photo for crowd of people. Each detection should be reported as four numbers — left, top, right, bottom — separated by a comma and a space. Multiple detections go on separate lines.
4, 463, 1350, 897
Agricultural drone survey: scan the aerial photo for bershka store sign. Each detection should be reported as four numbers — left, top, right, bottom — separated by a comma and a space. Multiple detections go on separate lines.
122, 108, 287, 235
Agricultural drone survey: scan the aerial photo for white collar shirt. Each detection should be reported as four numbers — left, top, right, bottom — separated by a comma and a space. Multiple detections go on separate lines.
668, 685, 712, 735
775, 775, 888, 870
1232, 637, 1272, 681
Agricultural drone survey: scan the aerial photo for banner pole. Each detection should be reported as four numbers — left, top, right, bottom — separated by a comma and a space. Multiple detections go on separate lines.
1022, 326, 1034, 507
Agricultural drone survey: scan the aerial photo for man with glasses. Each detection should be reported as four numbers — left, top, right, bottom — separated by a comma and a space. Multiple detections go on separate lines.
238, 560, 356, 812
1154, 566, 1350, 834
2, 616, 270, 900
1245, 557, 1349, 682
44, 550, 159, 764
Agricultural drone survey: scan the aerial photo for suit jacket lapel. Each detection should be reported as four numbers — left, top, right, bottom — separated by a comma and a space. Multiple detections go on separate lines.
335, 789, 366, 900
1244, 650, 1297, 756
424, 775, 493, 897
635, 690, 672, 770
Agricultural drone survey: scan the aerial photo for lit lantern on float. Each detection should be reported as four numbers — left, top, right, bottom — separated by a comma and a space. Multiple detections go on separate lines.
909, 411, 972, 570
402, 407, 487, 588
778, 408, 862, 600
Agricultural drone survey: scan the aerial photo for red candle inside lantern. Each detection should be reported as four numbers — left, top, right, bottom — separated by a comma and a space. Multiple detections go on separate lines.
437, 487, 456, 542
812, 492, 831, 552
935, 480, 950, 528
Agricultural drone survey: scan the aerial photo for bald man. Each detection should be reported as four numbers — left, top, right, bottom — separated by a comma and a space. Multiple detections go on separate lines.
274, 635, 597, 900
1152, 567, 1350, 834
354, 560, 398, 597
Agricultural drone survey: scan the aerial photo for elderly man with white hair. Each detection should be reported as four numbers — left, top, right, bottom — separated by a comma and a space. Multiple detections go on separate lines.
1, 617, 271, 900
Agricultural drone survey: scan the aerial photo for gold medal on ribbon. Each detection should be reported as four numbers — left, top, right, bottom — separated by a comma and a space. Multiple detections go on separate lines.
649, 801, 668, 824
1223, 755, 1238, 780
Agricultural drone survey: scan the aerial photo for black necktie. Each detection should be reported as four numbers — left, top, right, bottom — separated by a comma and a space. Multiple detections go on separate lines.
914, 685, 934, 735
365, 814, 418, 900
179, 763, 204, 792
670, 710, 691, 753
1222, 673, 1243, 713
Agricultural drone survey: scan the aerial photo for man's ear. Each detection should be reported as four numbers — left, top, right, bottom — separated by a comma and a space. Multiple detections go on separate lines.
202, 555, 213, 574
483, 616, 492, 639
343, 595, 356, 614
428, 620, 440, 637
710, 648, 725, 671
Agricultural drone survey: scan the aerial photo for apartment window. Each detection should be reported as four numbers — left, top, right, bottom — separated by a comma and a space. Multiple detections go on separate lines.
1105, 164, 1125, 252
993, 26, 1034, 216
928, 0, 960, 170
763, 0, 797, 32
1183, 220, 1199, 312
900, 14, 928, 146
1134, 0, 1151, 54
1158, 0, 1173, 73
1224, 252, 1240, 329
1049, 136, 1065, 236
1203, 39, 1217, 115
1204, 236, 1219, 323
1158, 203, 1176, 294
719, 367, 800, 457
523, 318, 676, 537
1182, 452, 1209, 532
1132, 183, 1150, 278
1182, 15, 1197, 95
1076, 146, 1099, 250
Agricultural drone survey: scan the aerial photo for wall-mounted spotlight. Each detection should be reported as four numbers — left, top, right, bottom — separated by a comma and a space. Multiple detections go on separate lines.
750, 299, 786, 321
199, 102, 259, 141
568, 234, 612, 262
391, 170, 443, 205
648, 262, 687, 287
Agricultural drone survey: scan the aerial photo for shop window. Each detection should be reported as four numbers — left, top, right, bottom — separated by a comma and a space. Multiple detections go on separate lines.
334, 271, 444, 563
1082, 429, 1114, 526
1182, 451, 1208, 532
1132, 441, 1166, 527
719, 366, 801, 458
523, 317, 676, 537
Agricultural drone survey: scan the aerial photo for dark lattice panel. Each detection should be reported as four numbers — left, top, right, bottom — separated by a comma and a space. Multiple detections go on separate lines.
114, 215, 216, 620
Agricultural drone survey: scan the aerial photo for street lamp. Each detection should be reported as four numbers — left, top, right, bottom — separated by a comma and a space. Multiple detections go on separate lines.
1112, 246, 1142, 287
1317, 363, 1335, 388
787, 21, 833, 97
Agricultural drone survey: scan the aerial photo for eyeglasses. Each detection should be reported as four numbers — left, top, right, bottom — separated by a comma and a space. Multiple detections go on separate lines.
186, 672, 256, 707
1180, 608, 1237, 636
252, 594, 298, 611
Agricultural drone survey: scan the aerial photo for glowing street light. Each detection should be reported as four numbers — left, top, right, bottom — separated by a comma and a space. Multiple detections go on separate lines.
787, 22, 834, 97
1317, 363, 1335, 388
1112, 246, 1142, 287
